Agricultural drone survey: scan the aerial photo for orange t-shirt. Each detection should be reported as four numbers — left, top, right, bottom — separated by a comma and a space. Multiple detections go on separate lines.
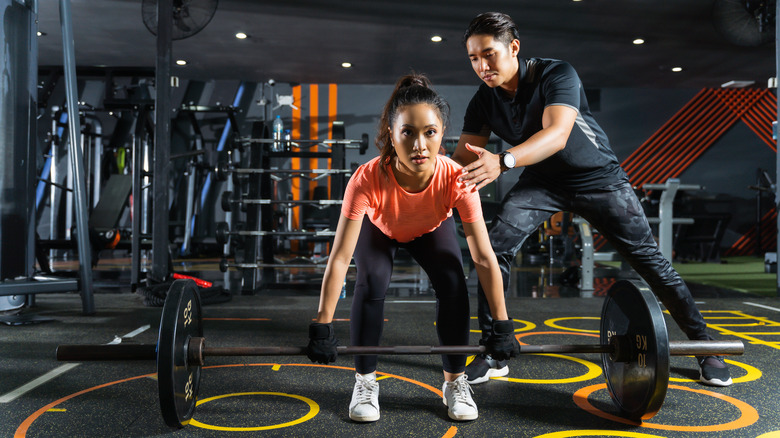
341, 155, 483, 242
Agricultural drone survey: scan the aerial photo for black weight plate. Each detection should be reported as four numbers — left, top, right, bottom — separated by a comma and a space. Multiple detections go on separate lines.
158, 279, 203, 428
221, 191, 233, 212
600, 280, 670, 421
215, 222, 229, 245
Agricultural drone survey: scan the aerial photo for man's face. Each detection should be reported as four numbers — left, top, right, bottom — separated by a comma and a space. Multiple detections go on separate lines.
466, 34, 520, 89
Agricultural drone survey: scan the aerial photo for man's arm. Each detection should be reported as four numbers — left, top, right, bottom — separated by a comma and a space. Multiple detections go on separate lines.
458, 104, 577, 191
450, 133, 489, 167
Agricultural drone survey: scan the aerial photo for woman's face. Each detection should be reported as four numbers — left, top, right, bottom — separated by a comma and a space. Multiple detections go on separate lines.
390, 103, 444, 179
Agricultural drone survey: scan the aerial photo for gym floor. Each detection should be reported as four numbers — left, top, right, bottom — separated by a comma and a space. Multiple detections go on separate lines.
2, 257, 780, 438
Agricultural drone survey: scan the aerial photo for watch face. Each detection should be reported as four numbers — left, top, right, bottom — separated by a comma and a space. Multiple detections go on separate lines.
503, 152, 515, 168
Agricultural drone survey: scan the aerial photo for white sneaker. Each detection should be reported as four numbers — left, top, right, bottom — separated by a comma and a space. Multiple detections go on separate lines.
442, 374, 478, 421
349, 373, 380, 422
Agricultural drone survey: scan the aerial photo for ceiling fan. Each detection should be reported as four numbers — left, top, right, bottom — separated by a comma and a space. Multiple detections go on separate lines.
141, 0, 218, 41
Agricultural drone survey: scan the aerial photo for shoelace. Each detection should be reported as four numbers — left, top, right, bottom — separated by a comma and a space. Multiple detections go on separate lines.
355, 379, 377, 404
450, 378, 474, 405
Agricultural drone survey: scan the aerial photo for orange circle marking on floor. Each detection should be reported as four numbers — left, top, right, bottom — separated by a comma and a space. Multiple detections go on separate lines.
573, 383, 759, 432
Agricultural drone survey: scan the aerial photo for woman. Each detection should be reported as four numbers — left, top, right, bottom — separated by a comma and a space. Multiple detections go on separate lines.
306, 74, 518, 422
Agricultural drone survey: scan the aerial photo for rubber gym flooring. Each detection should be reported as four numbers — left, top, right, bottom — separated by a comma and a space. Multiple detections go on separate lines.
2, 260, 780, 438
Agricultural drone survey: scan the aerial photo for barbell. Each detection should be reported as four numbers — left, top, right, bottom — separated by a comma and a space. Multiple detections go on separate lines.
218, 258, 334, 272
214, 165, 355, 182
215, 221, 336, 245
237, 133, 370, 154
219, 191, 343, 212
55, 279, 744, 428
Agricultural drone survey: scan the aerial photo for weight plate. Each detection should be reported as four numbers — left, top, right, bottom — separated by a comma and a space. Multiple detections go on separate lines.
221, 191, 233, 212
600, 280, 669, 421
215, 222, 229, 245
158, 279, 203, 428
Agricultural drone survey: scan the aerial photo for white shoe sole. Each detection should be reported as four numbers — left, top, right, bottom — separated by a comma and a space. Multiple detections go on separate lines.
699, 373, 733, 387
447, 410, 478, 421
349, 411, 380, 422
466, 365, 509, 385
442, 394, 478, 421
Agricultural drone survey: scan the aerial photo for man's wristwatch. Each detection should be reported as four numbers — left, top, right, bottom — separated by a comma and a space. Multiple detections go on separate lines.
500, 151, 516, 171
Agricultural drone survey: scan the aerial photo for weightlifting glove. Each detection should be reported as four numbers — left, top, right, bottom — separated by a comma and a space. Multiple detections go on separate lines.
485, 319, 520, 361
306, 322, 339, 364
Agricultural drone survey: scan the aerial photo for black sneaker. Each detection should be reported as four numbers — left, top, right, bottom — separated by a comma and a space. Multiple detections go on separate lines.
698, 356, 732, 387
465, 354, 508, 384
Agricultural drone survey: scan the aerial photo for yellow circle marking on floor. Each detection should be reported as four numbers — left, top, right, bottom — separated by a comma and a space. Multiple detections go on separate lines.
461, 316, 536, 333
493, 331, 602, 384
188, 392, 318, 431
669, 358, 761, 384
493, 354, 602, 384
533, 430, 668, 438
573, 383, 759, 432
544, 317, 600, 333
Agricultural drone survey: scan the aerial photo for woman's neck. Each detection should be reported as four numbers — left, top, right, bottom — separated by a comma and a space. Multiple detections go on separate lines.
391, 157, 436, 193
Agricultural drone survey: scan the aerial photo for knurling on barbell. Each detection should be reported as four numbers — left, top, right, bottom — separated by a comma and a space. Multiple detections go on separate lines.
54, 279, 745, 428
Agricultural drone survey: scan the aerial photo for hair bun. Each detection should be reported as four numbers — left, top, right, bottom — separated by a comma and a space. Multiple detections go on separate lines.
398, 74, 432, 90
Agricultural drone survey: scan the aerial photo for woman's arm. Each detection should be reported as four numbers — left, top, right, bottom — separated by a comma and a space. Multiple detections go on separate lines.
315, 214, 363, 323
462, 219, 508, 321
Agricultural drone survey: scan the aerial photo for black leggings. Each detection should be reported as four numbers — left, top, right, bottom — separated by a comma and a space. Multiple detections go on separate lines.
351, 216, 470, 374
477, 175, 710, 342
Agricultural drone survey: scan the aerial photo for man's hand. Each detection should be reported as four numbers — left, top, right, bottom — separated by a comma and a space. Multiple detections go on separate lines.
485, 320, 520, 361
457, 143, 502, 191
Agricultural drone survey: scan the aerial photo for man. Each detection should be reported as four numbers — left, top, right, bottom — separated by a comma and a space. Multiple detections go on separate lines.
451, 12, 731, 387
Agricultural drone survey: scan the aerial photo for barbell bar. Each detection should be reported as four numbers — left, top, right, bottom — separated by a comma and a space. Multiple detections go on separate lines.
218, 258, 336, 272
55, 279, 745, 428
55, 339, 742, 364
214, 164, 354, 182
215, 221, 336, 245
219, 191, 342, 212
237, 133, 370, 154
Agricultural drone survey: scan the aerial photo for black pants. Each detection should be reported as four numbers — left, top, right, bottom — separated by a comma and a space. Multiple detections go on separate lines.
477, 174, 710, 343
351, 216, 470, 374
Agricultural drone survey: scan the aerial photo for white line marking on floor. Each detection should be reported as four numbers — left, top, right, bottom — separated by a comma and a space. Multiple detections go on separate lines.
122, 324, 151, 338
744, 302, 780, 312
0, 364, 80, 403
0, 325, 151, 403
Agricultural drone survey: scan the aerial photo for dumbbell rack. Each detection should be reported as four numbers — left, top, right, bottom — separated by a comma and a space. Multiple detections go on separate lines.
225, 121, 352, 293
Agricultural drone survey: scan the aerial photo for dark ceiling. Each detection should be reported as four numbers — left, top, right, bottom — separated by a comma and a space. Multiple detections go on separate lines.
36, 0, 777, 89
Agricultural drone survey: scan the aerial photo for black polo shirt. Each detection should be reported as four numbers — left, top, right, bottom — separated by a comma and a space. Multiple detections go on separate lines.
462, 57, 626, 191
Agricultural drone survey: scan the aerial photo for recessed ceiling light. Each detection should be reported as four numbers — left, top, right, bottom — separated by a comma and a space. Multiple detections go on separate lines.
235, 32, 247, 39
176, 59, 187, 66
431, 35, 442, 42
342, 62, 352, 68
633, 38, 645, 45
671, 67, 683, 72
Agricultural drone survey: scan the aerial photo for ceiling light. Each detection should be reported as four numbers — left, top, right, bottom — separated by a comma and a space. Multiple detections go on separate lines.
176, 59, 187, 66
37, 31, 46, 37
431, 35, 442, 42
341, 62, 352, 68
671, 67, 683, 72
633, 38, 644, 45
235, 32, 247, 39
